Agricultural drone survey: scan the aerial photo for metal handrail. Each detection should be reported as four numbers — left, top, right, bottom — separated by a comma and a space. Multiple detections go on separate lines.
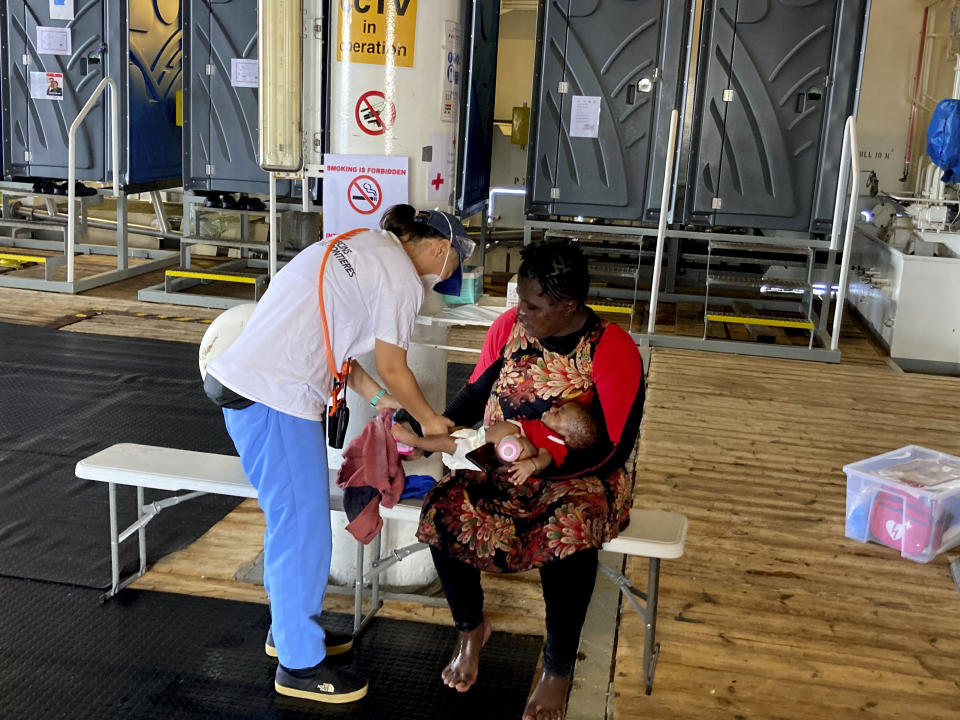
646, 109, 679, 334
828, 116, 860, 352
68, 77, 120, 282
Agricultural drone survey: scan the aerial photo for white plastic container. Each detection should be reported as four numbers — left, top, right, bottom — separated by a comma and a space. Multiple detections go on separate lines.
844, 445, 960, 562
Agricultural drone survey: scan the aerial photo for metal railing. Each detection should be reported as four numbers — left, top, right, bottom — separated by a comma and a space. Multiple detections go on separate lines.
67, 77, 120, 282
646, 109, 679, 334
828, 115, 860, 352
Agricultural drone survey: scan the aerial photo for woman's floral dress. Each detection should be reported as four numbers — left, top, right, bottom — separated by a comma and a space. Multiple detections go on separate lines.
416, 315, 636, 572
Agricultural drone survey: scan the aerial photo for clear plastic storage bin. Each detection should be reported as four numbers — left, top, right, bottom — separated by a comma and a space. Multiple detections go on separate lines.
844, 445, 960, 562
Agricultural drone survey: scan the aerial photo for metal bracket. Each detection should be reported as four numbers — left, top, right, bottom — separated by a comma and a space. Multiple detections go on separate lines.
712, 197, 723, 210
21, 54, 30, 66
205, 64, 215, 76
314, 18, 323, 38
722, 89, 735, 102
558, 81, 569, 94
550, 187, 561, 199
24, 151, 32, 162
313, 132, 323, 151
205, 164, 215, 176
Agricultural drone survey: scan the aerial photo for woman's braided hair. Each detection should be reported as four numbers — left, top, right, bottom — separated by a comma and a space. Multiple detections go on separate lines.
518, 241, 590, 306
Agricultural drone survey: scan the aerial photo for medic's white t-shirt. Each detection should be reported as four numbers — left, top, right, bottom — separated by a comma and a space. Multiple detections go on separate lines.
207, 229, 424, 421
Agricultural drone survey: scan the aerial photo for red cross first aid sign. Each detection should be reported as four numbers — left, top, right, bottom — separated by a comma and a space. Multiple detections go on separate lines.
426, 132, 456, 204
322, 154, 409, 239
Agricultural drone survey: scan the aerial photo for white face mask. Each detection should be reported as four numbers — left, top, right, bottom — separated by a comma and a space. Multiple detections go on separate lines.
420, 273, 441, 292
420, 243, 450, 293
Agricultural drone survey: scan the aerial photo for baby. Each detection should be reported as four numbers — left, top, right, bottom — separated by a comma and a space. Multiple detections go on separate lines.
391, 402, 598, 485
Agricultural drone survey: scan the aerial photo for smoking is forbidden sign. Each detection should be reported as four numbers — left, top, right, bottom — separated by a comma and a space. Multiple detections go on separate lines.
323, 154, 409, 239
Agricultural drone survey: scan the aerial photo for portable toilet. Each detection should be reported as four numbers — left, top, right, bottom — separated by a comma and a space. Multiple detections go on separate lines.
0, 0, 182, 191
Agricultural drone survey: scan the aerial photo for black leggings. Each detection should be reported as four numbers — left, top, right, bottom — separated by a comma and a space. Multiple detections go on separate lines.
429, 546, 598, 677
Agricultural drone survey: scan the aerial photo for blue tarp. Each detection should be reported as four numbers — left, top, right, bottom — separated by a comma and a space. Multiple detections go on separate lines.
927, 99, 960, 183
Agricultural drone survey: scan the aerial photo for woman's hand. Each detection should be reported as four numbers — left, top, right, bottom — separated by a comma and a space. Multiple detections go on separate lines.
421, 414, 454, 437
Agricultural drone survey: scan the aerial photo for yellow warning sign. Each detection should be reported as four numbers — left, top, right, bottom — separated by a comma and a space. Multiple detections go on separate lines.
337, 0, 418, 67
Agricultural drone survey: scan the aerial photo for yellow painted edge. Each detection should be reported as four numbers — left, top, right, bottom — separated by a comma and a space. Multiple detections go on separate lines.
587, 303, 633, 315
166, 270, 258, 285
0, 252, 47, 263
707, 314, 814, 330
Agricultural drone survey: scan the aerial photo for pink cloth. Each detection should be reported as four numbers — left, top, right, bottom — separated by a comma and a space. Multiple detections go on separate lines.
336, 409, 405, 543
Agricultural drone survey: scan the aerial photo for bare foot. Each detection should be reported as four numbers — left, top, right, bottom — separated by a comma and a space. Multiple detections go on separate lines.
522, 671, 570, 720
441, 616, 492, 692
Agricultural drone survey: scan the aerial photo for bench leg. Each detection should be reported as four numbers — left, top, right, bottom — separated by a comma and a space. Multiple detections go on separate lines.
100, 488, 207, 603
644, 558, 662, 696
108, 482, 120, 599
137, 486, 147, 577
353, 540, 364, 635
598, 556, 663, 696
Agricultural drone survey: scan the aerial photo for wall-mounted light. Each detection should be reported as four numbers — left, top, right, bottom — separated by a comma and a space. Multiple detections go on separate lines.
258, 0, 303, 172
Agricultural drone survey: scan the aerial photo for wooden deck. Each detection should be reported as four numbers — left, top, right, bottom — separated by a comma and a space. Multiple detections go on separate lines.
4, 278, 959, 718
618, 349, 960, 719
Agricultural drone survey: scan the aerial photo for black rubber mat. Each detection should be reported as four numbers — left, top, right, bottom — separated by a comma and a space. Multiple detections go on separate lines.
446, 362, 474, 407
0, 322, 241, 588
0, 577, 543, 720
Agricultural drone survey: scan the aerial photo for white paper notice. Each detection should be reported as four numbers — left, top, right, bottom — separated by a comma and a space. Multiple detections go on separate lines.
570, 95, 601, 138
322, 154, 409, 239
230, 58, 259, 88
37, 26, 71, 55
30, 71, 64, 101
49, 0, 75, 20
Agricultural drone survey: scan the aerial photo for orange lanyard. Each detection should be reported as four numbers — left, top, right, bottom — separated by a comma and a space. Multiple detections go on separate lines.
317, 229, 365, 418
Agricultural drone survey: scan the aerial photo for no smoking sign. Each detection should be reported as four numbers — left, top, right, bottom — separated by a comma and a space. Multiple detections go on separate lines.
355, 91, 396, 136
348, 175, 382, 215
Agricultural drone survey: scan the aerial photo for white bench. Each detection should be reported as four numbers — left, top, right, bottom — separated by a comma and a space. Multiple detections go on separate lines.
76, 443, 686, 693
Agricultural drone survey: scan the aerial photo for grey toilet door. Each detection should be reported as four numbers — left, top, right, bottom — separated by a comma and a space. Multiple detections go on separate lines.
186, 0, 266, 193
8, 0, 106, 179
688, 0, 840, 230
207, 1, 262, 191
529, 0, 675, 221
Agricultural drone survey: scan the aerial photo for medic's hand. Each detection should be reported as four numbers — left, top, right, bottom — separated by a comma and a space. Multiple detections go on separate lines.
422, 415, 454, 437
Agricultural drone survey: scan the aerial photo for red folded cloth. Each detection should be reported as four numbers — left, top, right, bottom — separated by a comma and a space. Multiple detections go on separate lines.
337, 409, 406, 543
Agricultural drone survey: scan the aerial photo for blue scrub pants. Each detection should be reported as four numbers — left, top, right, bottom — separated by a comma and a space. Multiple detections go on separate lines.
223, 402, 331, 670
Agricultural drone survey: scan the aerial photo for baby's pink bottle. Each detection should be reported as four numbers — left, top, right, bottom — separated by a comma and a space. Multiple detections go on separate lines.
497, 436, 522, 463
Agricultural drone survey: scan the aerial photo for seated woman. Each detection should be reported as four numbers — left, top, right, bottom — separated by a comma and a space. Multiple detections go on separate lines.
415, 242, 645, 720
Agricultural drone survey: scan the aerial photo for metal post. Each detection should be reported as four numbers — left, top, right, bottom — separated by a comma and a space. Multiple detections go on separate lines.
116, 194, 129, 270
269, 173, 279, 278
301, 175, 309, 212
149, 191, 171, 234
830, 117, 859, 352
68, 77, 119, 283
647, 109, 679, 335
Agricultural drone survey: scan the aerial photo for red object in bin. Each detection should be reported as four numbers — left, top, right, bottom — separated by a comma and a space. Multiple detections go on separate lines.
869, 490, 936, 555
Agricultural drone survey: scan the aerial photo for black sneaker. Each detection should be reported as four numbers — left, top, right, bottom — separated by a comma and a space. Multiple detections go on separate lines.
265, 625, 354, 658
275, 663, 368, 703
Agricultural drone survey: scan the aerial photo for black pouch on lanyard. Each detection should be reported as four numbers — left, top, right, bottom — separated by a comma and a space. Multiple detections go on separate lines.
328, 404, 350, 449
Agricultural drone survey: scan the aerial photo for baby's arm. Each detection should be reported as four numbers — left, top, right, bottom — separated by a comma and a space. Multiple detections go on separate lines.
391, 422, 458, 455
507, 447, 553, 485
485, 420, 520, 446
